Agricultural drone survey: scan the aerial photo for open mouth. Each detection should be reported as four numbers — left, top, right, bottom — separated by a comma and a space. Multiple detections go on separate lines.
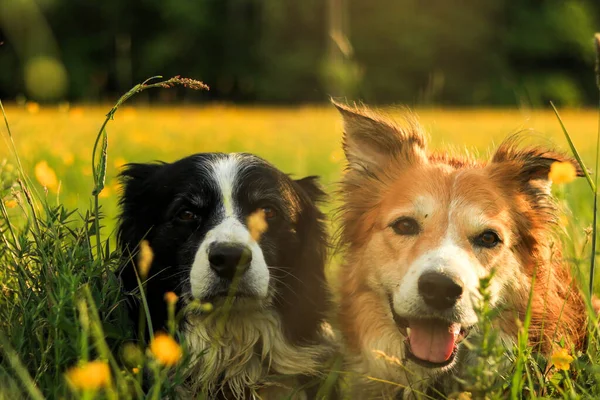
390, 301, 471, 368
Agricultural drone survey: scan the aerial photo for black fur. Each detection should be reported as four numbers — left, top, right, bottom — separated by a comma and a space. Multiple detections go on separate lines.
117, 153, 329, 348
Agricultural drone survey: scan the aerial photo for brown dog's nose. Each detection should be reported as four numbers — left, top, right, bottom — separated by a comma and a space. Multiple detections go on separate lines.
418, 272, 463, 310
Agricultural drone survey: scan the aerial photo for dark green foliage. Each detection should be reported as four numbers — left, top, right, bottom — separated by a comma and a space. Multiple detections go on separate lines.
0, 204, 132, 398
0, 0, 599, 105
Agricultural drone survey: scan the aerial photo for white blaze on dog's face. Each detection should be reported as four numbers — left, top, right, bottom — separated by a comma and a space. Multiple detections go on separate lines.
334, 102, 581, 374
118, 152, 327, 313
369, 166, 523, 367
189, 156, 270, 301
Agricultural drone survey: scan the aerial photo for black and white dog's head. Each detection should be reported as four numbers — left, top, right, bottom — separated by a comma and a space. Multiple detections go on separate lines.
117, 153, 328, 343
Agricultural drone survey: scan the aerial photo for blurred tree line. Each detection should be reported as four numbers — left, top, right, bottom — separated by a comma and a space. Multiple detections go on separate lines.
0, 0, 598, 106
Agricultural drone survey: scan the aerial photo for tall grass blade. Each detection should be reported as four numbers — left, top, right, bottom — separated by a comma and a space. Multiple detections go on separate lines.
0, 101, 41, 231
550, 102, 595, 193
89, 76, 208, 261
92, 130, 108, 196
0, 331, 45, 400
82, 286, 122, 399
133, 263, 154, 342
315, 356, 343, 399
511, 271, 535, 398
590, 33, 600, 296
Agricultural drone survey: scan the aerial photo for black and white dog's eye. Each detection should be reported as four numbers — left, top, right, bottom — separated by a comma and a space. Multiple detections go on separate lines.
473, 230, 501, 248
390, 217, 420, 236
262, 206, 277, 220
177, 209, 197, 222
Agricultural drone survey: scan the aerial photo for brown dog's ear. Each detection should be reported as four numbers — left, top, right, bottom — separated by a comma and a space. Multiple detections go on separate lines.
491, 138, 585, 188
332, 101, 426, 172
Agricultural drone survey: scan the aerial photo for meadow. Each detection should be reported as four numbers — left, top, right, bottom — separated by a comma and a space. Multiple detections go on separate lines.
1, 95, 600, 399
2, 103, 598, 234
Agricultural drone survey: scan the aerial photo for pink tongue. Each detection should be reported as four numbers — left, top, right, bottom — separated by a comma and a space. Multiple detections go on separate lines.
408, 320, 459, 363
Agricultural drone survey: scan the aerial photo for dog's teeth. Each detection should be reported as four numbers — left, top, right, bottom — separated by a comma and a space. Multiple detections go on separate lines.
406, 327, 411, 336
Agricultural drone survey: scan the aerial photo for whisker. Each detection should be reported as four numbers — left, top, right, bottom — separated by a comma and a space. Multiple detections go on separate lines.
268, 265, 304, 284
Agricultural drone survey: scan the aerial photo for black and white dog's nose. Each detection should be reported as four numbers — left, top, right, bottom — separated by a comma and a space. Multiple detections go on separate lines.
208, 242, 252, 280
418, 272, 463, 310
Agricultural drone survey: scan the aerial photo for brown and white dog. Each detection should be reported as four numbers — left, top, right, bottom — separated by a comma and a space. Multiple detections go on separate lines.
333, 102, 590, 398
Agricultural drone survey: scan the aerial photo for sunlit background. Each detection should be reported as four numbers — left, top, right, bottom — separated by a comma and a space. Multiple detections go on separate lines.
0, 0, 599, 251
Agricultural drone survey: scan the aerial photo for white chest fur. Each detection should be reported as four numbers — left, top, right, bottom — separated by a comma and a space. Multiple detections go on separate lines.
181, 307, 328, 398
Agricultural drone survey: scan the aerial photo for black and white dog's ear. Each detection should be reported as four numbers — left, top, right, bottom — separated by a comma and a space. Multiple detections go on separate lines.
120, 163, 162, 183
294, 176, 326, 204
117, 163, 164, 250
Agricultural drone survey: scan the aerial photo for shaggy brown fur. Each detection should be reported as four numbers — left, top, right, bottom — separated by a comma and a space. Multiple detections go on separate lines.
333, 101, 591, 398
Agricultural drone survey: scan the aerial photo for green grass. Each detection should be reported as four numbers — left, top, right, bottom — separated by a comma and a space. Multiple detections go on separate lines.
1, 68, 600, 399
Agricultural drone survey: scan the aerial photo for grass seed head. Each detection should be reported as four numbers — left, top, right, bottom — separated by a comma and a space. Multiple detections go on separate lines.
372, 349, 402, 367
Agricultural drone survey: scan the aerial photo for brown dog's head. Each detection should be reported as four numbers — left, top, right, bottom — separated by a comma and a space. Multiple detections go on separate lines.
335, 102, 586, 375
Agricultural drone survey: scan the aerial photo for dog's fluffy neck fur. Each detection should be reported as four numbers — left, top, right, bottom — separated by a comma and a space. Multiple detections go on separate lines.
182, 305, 329, 398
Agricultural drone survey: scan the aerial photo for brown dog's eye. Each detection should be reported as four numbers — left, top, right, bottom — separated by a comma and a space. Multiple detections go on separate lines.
262, 206, 277, 220
177, 210, 197, 222
390, 217, 420, 236
473, 230, 501, 249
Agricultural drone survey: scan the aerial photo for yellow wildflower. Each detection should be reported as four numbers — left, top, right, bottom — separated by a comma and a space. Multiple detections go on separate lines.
164, 291, 179, 305
551, 348, 574, 371
4, 199, 17, 209
132, 367, 140, 374
25, 101, 40, 114
34, 161, 58, 191
69, 107, 84, 117
137, 240, 154, 279
62, 152, 75, 166
149, 333, 182, 367
66, 360, 111, 390
247, 209, 268, 241
549, 161, 577, 185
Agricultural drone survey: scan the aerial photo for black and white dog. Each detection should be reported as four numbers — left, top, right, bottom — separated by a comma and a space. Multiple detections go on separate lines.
117, 153, 331, 399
